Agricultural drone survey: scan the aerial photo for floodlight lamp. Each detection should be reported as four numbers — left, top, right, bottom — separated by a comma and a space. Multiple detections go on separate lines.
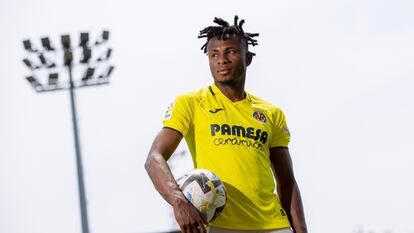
64, 50, 73, 65
23, 40, 32, 51
82, 67, 95, 81
61, 34, 71, 50
39, 54, 47, 65
106, 66, 114, 77
96, 48, 112, 62
102, 30, 109, 40
106, 48, 112, 59
80, 47, 92, 64
26, 76, 36, 84
41, 37, 54, 51
48, 73, 59, 85
22, 58, 34, 70
26, 76, 42, 89
23, 39, 39, 52
97, 66, 114, 79
79, 32, 89, 47
95, 30, 110, 45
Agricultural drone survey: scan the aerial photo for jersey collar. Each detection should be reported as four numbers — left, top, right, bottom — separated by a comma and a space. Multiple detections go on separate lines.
210, 83, 252, 105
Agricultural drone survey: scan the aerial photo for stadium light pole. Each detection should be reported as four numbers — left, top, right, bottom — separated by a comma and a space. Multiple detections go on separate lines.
22, 30, 114, 233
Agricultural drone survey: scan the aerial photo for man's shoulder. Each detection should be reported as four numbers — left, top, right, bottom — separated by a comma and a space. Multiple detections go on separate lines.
175, 86, 211, 102
248, 92, 284, 113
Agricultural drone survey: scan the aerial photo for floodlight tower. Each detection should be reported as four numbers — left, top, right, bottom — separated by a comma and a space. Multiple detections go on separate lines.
21, 30, 114, 233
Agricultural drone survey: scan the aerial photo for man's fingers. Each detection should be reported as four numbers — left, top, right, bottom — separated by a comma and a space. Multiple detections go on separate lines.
199, 223, 207, 233
185, 223, 206, 233
202, 217, 208, 225
190, 223, 200, 233
183, 225, 192, 233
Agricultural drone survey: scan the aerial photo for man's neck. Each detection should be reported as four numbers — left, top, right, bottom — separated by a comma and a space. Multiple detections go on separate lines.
214, 80, 246, 102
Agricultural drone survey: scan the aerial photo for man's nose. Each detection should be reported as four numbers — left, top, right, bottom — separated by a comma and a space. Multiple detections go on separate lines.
217, 54, 229, 64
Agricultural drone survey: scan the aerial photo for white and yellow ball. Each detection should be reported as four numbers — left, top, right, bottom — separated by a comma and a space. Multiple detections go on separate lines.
176, 169, 227, 222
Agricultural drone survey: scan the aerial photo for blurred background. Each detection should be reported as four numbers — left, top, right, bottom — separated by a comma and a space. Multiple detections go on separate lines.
1, 0, 413, 233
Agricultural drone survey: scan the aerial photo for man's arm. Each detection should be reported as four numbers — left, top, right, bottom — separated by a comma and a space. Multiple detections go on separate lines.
144, 127, 207, 233
270, 147, 307, 233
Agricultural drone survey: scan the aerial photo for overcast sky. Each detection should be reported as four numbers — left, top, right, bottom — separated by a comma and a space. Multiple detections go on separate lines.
1, 0, 414, 233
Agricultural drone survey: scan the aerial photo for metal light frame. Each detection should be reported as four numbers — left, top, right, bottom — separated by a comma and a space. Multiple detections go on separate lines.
21, 30, 114, 233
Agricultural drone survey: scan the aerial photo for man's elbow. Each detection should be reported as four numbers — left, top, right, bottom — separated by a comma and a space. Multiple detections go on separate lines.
144, 154, 156, 172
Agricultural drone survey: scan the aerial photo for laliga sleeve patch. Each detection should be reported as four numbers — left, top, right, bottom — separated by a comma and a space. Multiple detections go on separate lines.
283, 126, 290, 136
163, 102, 174, 120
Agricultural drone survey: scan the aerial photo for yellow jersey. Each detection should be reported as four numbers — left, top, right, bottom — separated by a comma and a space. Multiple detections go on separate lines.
163, 84, 291, 230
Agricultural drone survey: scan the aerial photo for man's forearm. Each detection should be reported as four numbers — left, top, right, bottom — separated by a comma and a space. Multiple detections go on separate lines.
144, 153, 186, 206
289, 183, 307, 233
278, 182, 307, 233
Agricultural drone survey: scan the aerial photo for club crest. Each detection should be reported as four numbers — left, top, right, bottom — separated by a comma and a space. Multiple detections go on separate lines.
253, 111, 267, 123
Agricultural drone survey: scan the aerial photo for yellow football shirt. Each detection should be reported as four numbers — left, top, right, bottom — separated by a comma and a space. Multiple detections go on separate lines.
163, 84, 291, 230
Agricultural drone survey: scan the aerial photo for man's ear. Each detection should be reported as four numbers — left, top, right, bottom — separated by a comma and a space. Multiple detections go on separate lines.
246, 51, 254, 66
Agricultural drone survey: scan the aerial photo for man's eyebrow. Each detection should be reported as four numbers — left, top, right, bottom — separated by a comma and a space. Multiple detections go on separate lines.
209, 47, 238, 52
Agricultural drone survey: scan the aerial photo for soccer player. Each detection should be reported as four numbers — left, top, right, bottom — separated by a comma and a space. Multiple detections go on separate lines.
145, 16, 308, 233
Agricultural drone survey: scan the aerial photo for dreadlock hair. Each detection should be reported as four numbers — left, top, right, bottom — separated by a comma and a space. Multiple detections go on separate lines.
198, 15, 259, 55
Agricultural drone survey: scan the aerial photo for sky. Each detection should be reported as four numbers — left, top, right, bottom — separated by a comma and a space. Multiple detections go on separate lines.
1, 0, 414, 233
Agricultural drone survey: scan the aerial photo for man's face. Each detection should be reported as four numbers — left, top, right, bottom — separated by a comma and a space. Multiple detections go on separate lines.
206, 35, 252, 85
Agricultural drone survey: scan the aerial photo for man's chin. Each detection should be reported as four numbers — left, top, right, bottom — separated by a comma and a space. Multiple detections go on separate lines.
214, 76, 235, 85
217, 80, 235, 86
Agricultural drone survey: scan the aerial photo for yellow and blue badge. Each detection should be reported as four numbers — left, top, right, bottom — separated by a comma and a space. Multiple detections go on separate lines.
163, 102, 174, 120
253, 111, 267, 123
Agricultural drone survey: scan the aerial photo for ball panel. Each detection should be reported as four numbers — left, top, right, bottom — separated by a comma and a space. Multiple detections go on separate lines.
176, 169, 227, 222
211, 205, 226, 222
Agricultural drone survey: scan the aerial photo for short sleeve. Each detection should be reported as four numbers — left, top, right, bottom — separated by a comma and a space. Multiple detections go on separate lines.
162, 94, 193, 137
269, 109, 291, 148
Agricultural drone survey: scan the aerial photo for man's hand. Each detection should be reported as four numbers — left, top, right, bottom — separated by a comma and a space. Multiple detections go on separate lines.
145, 128, 208, 232
172, 197, 208, 233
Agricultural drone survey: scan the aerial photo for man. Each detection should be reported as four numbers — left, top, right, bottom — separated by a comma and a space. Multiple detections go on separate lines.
145, 16, 307, 233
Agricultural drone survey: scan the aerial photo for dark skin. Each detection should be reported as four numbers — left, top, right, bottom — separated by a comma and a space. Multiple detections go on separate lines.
270, 148, 308, 233
206, 35, 252, 101
145, 35, 307, 233
145, 128, 206, 233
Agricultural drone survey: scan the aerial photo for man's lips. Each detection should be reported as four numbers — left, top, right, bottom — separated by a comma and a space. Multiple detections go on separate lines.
217, 68, 231, 75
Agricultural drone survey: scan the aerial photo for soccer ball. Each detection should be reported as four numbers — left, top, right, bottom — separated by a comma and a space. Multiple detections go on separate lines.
176, 169, 227, 222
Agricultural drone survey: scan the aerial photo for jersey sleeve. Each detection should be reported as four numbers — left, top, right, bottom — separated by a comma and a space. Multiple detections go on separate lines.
162, 94, 193, 137
269, 108, 291, 148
